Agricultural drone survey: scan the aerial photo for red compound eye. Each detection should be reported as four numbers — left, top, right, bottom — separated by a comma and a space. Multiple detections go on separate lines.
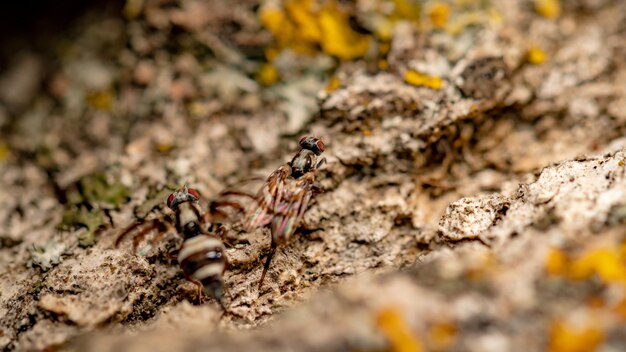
187, 188, 200, 201
299, 135, 308, 146
316, 139, 325, 153
166, 193, 175, 209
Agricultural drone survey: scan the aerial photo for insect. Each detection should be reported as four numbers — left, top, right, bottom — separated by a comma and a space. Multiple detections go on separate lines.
245, 136, 326, 290
115, 185, 248, 307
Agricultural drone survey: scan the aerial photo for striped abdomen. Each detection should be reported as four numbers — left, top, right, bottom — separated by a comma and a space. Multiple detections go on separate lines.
178, 235, 227, 300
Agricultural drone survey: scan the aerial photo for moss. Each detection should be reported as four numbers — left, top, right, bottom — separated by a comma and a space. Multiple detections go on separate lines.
60, 205, 106, 247
77, 173, 129, 209
29, 281, 45, 296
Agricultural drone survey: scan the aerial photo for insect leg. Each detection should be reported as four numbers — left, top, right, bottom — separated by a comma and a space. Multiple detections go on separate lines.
115, 220, 148, 247
258, 239, 277, 291
184, 274, 206, 304
166, 249, 179, 261
217, 189, 256, 199
150, 221, 175, 244
132, 220, 166, 251
315, 157, 326, 170
215, 225, 226, 241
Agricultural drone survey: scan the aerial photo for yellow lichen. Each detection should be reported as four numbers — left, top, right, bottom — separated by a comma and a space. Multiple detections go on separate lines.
123, 0, 144, 20
377, 307, 423, 352
487, 8, 503, 25
256, 63, 280, 86
260, 6, 293, 46
264, 47, 280, 61
428, 3, 450, 29
527, 46, 547, 65
545, 248, 568, 276
404, 70, 442, 90
325, 76, 341, 93
390, 0, 421, 22
379, 42, 391, 55
86, 89, 114, 110
535, 0, 561, 19
372, 17, 396, 41
286, 0, 322, 43
568, 248, 626, 284
465, 252, 499, 280
259, 0, 371, 60
548, 320, 603, 352
318, 2, 371, 60
445, 10, 485, 35
155, 141, 175, 153
0, 143, 9, 161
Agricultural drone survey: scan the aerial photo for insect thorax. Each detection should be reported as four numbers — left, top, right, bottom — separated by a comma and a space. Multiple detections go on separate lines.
290, 149, 317, 178
176, 202, 202, 239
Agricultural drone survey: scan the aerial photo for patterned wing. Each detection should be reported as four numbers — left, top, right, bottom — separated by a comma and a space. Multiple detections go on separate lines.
245, 164, 291, 231
270, 172, 315, 244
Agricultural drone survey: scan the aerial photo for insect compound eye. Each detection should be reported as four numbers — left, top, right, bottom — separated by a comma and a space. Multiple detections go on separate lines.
299, 136, 324, 155
166, 193, 175, 209
315, 139, 325, 153
187, 188, 200, 201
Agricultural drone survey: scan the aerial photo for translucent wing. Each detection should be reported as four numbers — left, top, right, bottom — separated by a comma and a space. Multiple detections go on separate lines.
270, 172, 315, 243
245, 164, 291, 231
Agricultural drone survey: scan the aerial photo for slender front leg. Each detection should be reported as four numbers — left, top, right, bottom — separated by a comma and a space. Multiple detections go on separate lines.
315, 157, 326, 170
258, 239, 277, 292
184, 274, 205, 304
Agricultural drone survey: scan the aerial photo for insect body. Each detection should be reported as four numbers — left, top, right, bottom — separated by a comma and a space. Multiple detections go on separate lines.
246, 136, 326, 290
116, 186, 244, 307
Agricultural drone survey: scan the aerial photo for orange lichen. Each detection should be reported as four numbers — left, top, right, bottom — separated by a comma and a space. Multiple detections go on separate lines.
377, 307, 423, 352
585, 296, 605, 309
428, 322, 457, 350
535, 0, 561, 19
404, 70, 442, 90
548, 320, 603, 352
614, 297, 626, 320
